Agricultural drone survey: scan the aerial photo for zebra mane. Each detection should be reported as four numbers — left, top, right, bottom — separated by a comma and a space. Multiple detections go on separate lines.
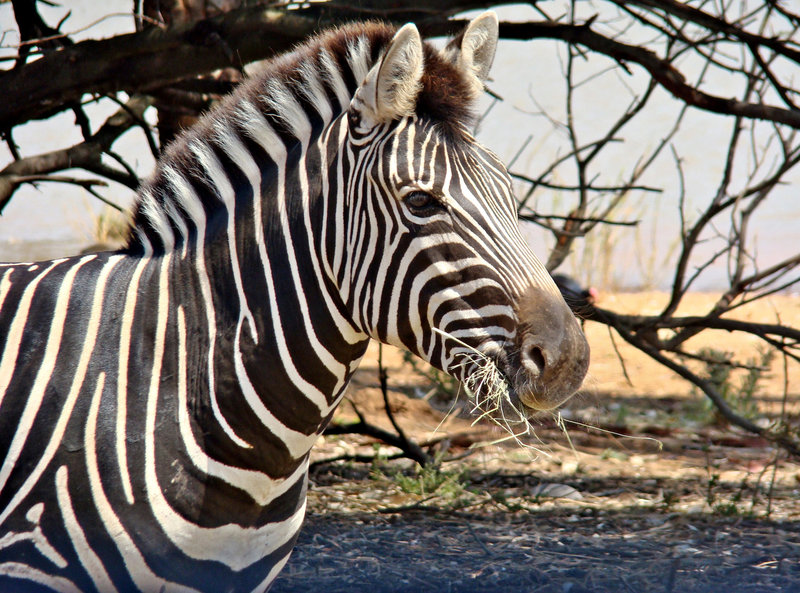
126, 21, 477, 254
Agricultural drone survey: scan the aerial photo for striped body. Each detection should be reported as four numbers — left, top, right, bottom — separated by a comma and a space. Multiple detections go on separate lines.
0, 14, 589, 593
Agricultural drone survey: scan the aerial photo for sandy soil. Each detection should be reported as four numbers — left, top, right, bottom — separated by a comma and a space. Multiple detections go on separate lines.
272, 292, 800, 593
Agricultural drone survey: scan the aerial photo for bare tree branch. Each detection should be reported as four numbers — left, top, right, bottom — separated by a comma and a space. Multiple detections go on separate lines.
496, 20, 800, 129
585, 306, 800, 456
4, 3, 800, 131
0, 95, 152, 211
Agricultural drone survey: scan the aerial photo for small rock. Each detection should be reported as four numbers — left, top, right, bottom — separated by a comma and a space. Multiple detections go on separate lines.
529, 482, 583, 500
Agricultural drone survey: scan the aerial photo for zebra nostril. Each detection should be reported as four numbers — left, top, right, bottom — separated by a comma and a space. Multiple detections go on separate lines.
522, 341, 546, 378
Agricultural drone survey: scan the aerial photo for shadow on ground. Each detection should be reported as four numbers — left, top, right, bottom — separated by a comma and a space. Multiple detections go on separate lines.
272, 475, 800, 593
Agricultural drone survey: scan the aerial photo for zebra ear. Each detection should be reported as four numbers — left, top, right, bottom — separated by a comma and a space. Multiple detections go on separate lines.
351, 23, 424, 127
442, 11, 499, 95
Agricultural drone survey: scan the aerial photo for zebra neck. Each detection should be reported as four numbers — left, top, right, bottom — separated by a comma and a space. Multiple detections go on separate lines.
118, 31, 379, 466
165, 231, 370, 431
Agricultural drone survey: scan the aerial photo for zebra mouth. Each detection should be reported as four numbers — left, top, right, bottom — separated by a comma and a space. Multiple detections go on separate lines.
460, 342, 573, 421
438, 327, 583, 424
458, 343, 541, 423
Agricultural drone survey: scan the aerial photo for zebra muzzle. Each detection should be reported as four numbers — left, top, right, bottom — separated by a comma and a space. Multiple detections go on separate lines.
509, 286, 591, 412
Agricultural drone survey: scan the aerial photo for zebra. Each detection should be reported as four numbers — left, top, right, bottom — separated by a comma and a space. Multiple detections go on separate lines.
0, 12, 589, 593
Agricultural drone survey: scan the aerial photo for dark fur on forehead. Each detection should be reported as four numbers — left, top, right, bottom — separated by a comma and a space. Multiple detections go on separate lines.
418, 44, 476, 131
328, 23, 475, 128
273, 21, 477, 130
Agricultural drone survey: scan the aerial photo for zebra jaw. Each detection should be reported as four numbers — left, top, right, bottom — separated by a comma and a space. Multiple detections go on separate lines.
459, 350, 580, 420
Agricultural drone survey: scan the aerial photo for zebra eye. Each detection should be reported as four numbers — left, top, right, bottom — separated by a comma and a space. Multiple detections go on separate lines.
404, 190, 439, 214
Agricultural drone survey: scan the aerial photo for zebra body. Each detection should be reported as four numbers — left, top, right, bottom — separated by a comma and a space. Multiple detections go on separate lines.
0, 13, 589, 593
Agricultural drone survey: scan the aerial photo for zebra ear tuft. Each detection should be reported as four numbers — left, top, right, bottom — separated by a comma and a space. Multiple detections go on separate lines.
351, 23, 424, 127
442, 11, 499, 96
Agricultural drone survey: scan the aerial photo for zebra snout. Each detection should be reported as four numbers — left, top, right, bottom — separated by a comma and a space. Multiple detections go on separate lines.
512, 287, 590, 412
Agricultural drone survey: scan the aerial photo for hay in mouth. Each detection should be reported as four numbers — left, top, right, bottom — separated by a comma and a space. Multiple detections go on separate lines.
432, 328, 550, 454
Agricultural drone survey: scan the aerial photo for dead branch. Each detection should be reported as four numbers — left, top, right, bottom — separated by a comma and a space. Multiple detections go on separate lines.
0, 95, 152, 212
618, 0, 800, 66
587, 305, 800, 457
0, 6, 314, 129
3, 3, 800, 131
323, 404, 433, 468
495, 20, 800, 130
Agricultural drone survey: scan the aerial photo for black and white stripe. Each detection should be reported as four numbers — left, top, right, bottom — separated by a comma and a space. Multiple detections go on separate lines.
0, 13, 588, 593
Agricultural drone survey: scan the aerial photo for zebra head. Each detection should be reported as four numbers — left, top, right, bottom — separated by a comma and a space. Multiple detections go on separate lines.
336, 13, 590, 419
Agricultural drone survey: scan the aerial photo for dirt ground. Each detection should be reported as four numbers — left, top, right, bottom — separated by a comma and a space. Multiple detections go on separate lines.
272, 292, 800, 593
